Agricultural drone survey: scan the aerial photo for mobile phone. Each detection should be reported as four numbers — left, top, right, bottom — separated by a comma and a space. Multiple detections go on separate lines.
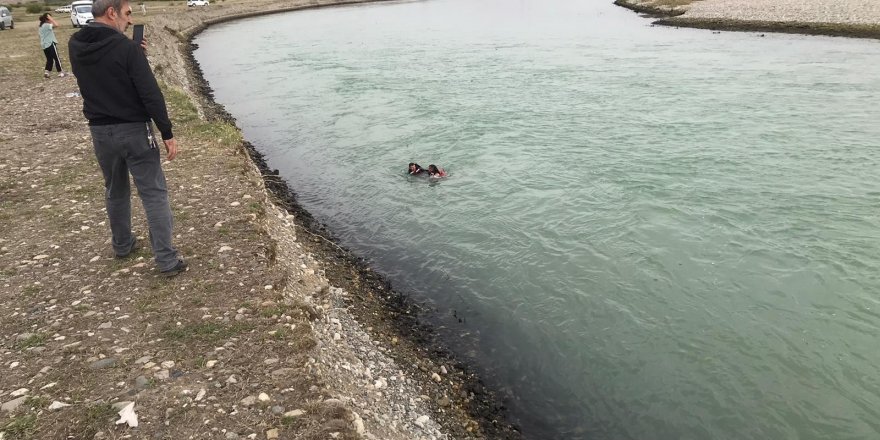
132, 24, 144, 46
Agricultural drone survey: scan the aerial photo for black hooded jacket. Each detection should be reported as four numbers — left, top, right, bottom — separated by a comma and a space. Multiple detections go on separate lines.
69, 23, 173, 140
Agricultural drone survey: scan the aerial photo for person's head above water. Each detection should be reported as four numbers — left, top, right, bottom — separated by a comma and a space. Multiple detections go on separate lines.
427, 164, 446, 177
408, 163, 424, 175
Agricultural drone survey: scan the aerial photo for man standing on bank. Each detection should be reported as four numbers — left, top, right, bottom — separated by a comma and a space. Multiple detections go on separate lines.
69, 0, 187, 277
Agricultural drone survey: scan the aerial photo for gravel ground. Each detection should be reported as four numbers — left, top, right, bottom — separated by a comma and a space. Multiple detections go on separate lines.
685, 0, 880, 24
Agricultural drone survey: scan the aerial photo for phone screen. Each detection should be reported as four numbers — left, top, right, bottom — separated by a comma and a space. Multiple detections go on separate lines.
133, 24, 144, 45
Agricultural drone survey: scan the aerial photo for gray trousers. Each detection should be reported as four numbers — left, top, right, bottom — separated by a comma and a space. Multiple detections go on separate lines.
90, 122, 179, 271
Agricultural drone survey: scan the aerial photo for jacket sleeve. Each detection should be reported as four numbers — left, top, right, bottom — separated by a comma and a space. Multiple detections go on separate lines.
128, 43, 174, 140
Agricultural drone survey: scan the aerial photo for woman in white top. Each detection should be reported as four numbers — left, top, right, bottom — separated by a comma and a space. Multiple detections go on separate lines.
38, 13, 65, 78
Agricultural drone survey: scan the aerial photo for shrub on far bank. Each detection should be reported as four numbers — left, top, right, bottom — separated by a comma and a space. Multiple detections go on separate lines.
25, 3, 48, 14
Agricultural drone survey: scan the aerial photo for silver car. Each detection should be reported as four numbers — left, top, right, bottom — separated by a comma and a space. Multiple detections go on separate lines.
0, 6, 14, 30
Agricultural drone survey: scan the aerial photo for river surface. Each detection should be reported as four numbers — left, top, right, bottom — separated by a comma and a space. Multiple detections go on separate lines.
193, 1, 880, 438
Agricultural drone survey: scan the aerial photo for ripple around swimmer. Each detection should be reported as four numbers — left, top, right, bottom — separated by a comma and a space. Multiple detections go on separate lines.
194, 0, 880, 438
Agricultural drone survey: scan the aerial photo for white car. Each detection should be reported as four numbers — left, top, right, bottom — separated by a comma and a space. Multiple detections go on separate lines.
0, 6, 13, 30
55, 5, 72, 13
70, 0, 93, 27
187, 0, 209, 6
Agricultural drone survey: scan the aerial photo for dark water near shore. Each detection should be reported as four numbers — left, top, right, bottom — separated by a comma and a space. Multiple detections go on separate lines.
194, 1, 880, 438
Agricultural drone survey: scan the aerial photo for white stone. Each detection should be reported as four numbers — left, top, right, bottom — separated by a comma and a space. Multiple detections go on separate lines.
206, 360, 218, 368
195, 389, 206, 401
48, 401, 71, 410
161, 360, 175, 368
415, 415, 429, 428
258, 393, 270, 402
10, 388, 29, 397
1, 396, 27, 412
283, 409, 305, 417
353, 412, 365, 434
219, 246, 233, 253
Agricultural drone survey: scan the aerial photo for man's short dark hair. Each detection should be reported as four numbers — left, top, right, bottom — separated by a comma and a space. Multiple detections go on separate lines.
92, 0, 127, 17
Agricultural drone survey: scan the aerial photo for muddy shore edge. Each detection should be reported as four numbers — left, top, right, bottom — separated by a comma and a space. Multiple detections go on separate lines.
614, 0, 880, 40
180, 2, 522, 439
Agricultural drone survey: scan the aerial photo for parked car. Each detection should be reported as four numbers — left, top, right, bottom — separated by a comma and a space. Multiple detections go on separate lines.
187, 0, 209, 6
55, 5, 72, 13
70, 0, 93, 27
0, 6, 14, 30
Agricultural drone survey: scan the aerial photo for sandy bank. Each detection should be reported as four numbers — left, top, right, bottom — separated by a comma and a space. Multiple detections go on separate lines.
615, 0, 880, 39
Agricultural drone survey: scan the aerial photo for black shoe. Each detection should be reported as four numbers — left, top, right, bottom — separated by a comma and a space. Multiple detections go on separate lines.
160, 260, 188, 278
115, 239, 141, 259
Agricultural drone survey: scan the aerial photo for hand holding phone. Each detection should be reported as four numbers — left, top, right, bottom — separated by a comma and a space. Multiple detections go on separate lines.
132, 24, 145, 46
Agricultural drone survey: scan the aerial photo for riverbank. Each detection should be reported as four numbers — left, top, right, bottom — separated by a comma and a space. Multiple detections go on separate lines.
0, 1, 520, 439
614, 0, 880, 39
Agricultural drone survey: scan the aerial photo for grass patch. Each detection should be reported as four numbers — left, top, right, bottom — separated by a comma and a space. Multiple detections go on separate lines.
260, 302, 311, 319
190, 121, 243, 146
268, 329, 288, 341
248, 202, 264, 216
1, 414, 37, 439
162, 322, 254, 343
24, 396, 50, 410
186, 296, 207, 307
281, 415, 303, 427
193, 356, 207, 368
16, 333, 47, 349
162, 85, 201, 125
66, 403, 117, 439
135, 290, 171, 312
161, 83, 243, 146
0, 267, 17, 279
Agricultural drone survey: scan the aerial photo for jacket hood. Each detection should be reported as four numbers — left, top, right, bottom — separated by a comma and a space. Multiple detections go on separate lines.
69, 24, 127, 66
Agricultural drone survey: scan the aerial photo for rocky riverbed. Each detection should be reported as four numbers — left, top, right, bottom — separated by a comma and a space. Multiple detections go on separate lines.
685, 0, 880, 24
615, 0, 880, 38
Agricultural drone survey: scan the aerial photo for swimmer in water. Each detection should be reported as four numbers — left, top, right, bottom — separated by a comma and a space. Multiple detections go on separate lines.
408, 163, 425, 175
427, 164, 447, 178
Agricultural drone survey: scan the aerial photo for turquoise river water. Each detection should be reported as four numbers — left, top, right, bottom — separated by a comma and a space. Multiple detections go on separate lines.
193, 1, 880, 438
